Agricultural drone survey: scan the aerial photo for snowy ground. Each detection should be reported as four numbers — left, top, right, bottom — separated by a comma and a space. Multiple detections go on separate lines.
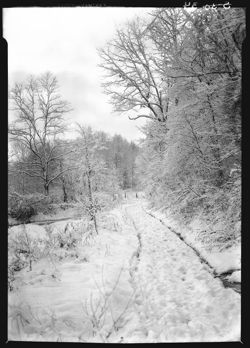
8, 196, 241, 342
145, 203, 241, 281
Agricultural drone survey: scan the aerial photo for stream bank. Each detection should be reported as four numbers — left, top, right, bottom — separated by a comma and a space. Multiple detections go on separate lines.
143, 207, 241, 294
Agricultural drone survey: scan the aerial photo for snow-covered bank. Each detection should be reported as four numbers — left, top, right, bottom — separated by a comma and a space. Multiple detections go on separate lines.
8, 208, 142, 342
8, 203, 84, 227
143, 202, 241, 280
125, 201, 240, 342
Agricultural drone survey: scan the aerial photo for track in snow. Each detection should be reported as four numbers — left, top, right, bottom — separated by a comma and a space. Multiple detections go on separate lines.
142, 206, 241, 294
123, 199, 241, 342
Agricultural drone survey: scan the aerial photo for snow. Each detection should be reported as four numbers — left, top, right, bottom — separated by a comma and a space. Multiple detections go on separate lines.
30, 204, 83, 222
125, 202, 240, 342
226, 271, 241, 283
146, 206, 241, 276
8, 197, 241, 342
8, 209, 141, 342
9, 224, 49, 242
203, 247, 240, 274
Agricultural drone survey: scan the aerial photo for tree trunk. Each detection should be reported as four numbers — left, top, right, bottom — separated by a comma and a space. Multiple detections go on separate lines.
60, 161, 68, 202
43, 167, 50, 195
92, 212, 98, 236
86, 171, 98, 234
84, 140, 98, 235
131, 165, 134, 190
62, 181, 68, 202
44, 184, 49, 196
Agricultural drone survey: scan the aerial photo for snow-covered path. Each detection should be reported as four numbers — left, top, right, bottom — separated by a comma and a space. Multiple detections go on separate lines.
123, 200, 240, 342
8, 198, 241, 342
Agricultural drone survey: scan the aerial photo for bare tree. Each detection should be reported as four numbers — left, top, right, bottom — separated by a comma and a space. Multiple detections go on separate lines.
77, 124, 99, 234
98, 16, 170, 123
8, 72, 75, 195
8, 140, 31, 194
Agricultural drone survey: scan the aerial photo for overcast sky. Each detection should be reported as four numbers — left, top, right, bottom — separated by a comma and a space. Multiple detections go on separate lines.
4, 7, 153, 141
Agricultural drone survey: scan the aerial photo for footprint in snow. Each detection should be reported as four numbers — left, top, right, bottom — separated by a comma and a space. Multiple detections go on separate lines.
178, 266, 186, 274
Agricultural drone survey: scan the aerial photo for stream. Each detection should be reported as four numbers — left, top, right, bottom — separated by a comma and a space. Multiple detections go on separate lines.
143, 208, 241, 294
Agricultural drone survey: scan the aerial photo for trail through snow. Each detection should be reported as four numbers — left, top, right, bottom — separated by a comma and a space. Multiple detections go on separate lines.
124, 200, 240, 342
8, 198, 240, 342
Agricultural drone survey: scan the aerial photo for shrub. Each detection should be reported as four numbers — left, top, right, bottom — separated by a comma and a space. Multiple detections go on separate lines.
93, 192, 120, 211
9, 224, 49, 276
8, 192, 62, 218
44, 193, 62, 204
49, 221, 85, 250
8, 193, 37, 222
8, 255, 27, 291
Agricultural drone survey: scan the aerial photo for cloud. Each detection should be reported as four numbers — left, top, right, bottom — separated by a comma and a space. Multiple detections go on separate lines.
4, 7, 151, 140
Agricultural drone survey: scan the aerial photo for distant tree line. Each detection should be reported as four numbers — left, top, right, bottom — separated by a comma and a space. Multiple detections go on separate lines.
8, 73, 140, 204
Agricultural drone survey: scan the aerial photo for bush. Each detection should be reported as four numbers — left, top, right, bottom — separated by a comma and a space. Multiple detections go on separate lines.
93, 192, 121, 211
44, 193, 62, 204
49, 221, 84, 250
8, 193, 38, 222
8, 255, 27, 291
8, 192, 63, 219
8, 265, 15, 291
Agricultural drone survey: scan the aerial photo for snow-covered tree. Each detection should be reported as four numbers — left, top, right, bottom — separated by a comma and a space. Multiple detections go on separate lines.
8, 72, 74, 195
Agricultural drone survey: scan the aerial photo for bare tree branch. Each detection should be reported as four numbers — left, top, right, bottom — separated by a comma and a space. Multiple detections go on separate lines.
9, 72, 73, 195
